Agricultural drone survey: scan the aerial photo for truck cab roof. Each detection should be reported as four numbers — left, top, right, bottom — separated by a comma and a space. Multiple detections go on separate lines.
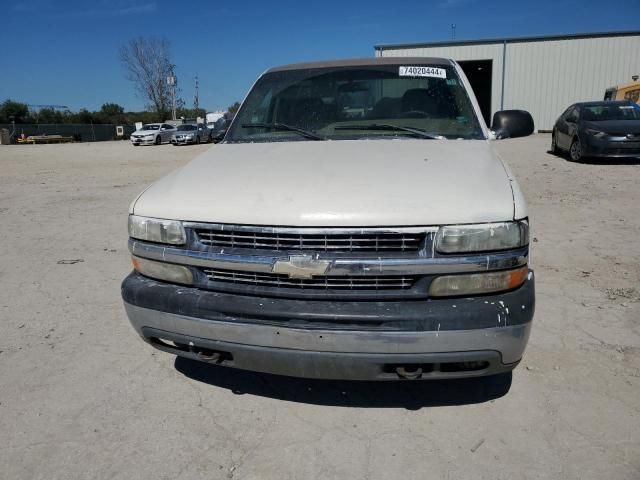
267, 57, 453, 73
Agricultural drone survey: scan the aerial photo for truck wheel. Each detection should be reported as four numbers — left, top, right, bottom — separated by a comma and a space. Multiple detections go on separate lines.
569, 138, 582, 162
155, 136, 161, 145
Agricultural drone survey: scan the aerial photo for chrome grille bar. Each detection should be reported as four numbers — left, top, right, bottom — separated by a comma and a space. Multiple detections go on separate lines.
129, 239, 529, 276
202, 268, 416, 290
194, 229, 425, 252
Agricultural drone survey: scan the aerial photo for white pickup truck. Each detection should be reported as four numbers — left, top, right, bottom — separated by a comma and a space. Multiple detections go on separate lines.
122, 57, 535, 380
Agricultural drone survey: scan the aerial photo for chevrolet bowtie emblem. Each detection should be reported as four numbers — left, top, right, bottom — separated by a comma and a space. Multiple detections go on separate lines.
272, 255, 331, 279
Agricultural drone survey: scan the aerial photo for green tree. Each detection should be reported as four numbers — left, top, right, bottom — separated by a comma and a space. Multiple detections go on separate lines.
60, 110, 75, 124
0, 98, 179, 126
227, 101, 241, 115
71, 109, 96, 124
125, 110, 161, 125
100, 103, 124, 116
99, 103, 125, 124
176, 107, 206, 120
0, 99, 30, 123
35, 108, 63, 124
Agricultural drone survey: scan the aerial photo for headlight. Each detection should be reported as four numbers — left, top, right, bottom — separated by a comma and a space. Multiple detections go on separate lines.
428, 266, 528, 297
585, 129, 606, 138
145, 134, 154, 138
131, 256, 193, 285
128, 215, 186, 245
185, 134, 194, 139
435, 221, 528, 254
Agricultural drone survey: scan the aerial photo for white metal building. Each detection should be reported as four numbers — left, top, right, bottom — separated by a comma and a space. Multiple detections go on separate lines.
375, 31, 640, 131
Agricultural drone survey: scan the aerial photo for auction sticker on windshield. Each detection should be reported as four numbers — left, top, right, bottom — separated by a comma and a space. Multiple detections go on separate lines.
399, 66, 446, 79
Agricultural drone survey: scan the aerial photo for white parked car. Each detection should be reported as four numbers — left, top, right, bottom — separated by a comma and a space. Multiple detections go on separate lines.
123, 57, 535, 381
130, 123, 176, 146
206, 111, 225, 130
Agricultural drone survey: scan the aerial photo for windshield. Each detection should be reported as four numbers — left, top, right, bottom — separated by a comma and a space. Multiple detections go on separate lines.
226, 64, 484, 142
177, 124, 197, 131
142, 124, 160, 130
583, 103, 640, 121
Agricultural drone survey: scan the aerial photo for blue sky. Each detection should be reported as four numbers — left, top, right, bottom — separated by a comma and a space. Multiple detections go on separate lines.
1, 0, 638, 112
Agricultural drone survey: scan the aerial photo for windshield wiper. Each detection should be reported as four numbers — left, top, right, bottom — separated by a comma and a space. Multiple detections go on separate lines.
334, 124, 444, 139
241, 123, 325, 140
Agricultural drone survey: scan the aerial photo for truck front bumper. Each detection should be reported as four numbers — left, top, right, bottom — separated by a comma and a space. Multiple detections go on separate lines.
122, 272, 534, 380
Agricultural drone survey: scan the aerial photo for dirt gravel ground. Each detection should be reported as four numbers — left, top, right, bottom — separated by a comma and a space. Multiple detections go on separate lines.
1, 137, 639, 479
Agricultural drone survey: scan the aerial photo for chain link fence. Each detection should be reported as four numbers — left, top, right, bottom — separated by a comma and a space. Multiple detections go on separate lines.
0, 123, 137, 143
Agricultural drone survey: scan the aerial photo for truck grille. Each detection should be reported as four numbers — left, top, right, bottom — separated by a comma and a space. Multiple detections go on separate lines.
202, 268, 416, 290
194, 228, 425, 253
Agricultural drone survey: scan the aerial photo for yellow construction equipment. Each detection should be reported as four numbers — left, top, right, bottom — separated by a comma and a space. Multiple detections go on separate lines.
604, 75, 640, 104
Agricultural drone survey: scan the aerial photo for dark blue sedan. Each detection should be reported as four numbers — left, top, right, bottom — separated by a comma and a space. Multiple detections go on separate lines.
552, 101, 640, 161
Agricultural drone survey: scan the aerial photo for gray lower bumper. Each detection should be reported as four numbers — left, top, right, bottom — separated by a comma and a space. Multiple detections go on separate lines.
124, 303, 531, 380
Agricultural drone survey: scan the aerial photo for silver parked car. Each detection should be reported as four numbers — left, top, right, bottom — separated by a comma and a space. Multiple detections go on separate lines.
130, 123, 176, 146
171, 123, 211, 145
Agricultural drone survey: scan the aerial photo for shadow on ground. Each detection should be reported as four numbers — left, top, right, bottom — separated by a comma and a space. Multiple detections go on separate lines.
174, 357, 512, 409
546, 150, 640, 165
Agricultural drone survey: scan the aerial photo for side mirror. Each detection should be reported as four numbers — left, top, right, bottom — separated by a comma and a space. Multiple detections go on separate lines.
490, 129, 510, 140
490, 110, 534, 139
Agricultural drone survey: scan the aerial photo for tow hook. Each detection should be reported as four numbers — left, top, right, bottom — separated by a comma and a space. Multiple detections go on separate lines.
396, 366, 423, 380
189, 343, 222, 363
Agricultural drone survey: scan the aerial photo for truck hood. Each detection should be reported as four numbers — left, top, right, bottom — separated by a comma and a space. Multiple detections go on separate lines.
132, 139, 517, 226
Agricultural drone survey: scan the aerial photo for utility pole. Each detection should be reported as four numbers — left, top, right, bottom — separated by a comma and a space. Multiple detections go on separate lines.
451, 24, 456, 40
194, 76, 200, 113
167, 64, 177, 121
9, 115, 15, 143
